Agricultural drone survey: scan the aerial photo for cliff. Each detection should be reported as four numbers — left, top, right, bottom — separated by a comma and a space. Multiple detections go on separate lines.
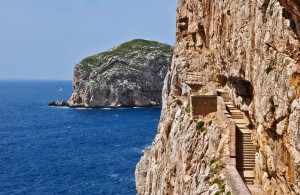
136, 0, 300, 194
68, 39, 173, 108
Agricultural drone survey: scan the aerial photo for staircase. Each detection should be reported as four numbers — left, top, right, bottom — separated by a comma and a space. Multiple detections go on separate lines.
236, 128, 255, 185
218, 90, 256, 186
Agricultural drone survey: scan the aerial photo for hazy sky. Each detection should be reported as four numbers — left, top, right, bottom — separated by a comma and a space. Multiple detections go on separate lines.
0, 0, 177, 80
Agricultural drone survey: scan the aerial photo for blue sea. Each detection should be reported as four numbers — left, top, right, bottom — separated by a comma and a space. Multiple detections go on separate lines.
0, 80, 160, 195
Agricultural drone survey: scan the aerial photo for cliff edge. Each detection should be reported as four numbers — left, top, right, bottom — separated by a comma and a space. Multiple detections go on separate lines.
68, 39, 173, 108
136, 0, 300, 194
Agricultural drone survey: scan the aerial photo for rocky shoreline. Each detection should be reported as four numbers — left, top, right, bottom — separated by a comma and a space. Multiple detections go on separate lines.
48, 100, 162, 108
48, 101, 69, 107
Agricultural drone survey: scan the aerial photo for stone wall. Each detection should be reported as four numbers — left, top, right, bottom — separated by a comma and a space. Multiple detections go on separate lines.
190, 95, 217, 117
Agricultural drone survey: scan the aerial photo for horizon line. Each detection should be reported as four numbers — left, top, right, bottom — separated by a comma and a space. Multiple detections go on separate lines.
0, 78, 72, 81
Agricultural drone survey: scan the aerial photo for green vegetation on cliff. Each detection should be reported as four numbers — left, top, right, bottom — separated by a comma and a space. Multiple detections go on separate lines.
79, 39, 173, 72
68, 39, 173, 108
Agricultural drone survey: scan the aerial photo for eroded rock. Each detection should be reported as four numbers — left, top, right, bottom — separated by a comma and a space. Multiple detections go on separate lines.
135, 0, 300, 194
68, 39, 173, 108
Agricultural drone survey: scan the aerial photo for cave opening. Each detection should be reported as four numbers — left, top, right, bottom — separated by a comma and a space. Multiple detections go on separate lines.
227, 77, 254, 127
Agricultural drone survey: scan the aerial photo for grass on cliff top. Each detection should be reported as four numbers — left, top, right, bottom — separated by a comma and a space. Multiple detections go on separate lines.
79, 39, 173, 71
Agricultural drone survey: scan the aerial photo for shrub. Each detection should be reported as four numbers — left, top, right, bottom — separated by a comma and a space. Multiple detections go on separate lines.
212, 178, 223, 185
199, 127, 206, 132
197, 121, 206, 132
221, 184, 226, 191
219, 162, 225, 170
195, 177, 199, 187
227, 10, 231, 15
265, 65, 273, 74
263, 17, 268, 24
208, 120, 213, 126
197, 121, 205, 129
185, 99, 190, 113
210, 158, 217, 165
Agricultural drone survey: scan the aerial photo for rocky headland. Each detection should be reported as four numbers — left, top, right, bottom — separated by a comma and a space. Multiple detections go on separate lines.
135, 0, 300, 194
67, 39, 173, 108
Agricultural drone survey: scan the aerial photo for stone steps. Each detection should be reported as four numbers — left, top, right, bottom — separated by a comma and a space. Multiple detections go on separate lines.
231, 112, 243, 115
237, 166, 255, 170
237, 139, 253, 143
237, 158, 255, 162
237, 138, 252, 140
243, 178, 254, 185
237, 161, 255, 164
238, 143, 254, 145
232, 114, 244, 116
237, 150, 255, 153
237, 153, 256, 156
237, 143, 253, 145
237, 160, 255, 164
240, 162, 255, 165
232, 114, 244, 117
237, 135, 251, 138
237, 154, 256, 157
219, 90, 256, 186
236, 147, 254, 151
237, 164, 255, 168
237, 141, 254, 144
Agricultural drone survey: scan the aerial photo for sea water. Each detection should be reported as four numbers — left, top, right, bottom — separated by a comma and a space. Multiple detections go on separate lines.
0, 80, 160, 194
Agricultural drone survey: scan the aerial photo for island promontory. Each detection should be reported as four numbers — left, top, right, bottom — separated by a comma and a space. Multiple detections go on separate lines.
67, 39, 173, 108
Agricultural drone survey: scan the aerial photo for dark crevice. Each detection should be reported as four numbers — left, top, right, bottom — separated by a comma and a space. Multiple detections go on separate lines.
187, 84, 203, 92
228, 77, 253, 98
198, 24, 207, 46
282, 8, 298, 37
192, 33, 197, 47
178, 17, 189, 31
262, 0, 271, 16
279, 0, 300, 39
215, 74, 227, 87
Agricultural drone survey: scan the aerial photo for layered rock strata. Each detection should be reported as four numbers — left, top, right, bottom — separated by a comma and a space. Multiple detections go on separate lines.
136, 0, 300, 194
68, 39, 173, 108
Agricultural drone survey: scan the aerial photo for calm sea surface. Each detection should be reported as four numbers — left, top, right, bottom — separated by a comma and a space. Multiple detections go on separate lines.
0, 80, 160, 194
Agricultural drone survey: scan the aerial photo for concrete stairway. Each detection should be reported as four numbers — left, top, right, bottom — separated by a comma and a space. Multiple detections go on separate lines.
236, 129, 255, 185
218, 90, 256, 186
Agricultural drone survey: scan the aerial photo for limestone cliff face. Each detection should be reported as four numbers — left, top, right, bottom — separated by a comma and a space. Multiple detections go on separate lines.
136, 0, 300, 194
68, 39, 173, 108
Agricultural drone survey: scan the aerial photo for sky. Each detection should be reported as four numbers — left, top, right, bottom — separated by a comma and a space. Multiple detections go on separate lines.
0, 0, 178, 80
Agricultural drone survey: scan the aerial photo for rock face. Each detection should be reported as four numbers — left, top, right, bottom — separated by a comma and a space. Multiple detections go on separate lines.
48, 101, 68, 107
136, 0, 300, 194
68, 39, 173, 108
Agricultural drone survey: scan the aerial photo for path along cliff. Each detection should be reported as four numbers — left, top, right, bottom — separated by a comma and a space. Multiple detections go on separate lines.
135, 0, 300, 194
